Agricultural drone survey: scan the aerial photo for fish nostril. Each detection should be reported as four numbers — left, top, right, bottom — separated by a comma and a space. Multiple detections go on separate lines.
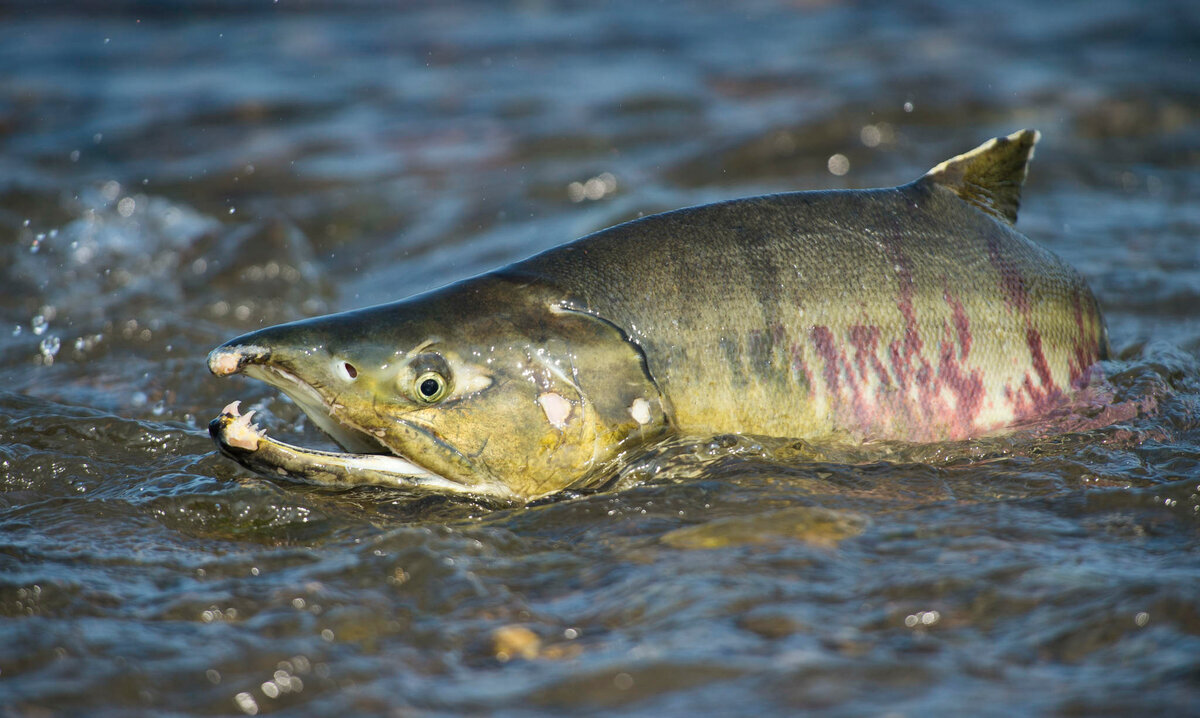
342, 361, 358, 380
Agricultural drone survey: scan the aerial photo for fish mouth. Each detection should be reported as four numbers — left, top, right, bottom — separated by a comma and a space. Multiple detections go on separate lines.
207, 347, 514, 499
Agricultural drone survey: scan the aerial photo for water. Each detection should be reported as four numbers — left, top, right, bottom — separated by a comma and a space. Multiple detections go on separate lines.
2, 1, 1199, 714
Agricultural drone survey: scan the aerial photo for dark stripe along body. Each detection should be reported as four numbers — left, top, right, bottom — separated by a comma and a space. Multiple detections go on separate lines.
508, 132, 1107, 443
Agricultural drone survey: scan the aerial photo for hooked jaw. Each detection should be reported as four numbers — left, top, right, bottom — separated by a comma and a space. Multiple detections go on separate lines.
206, 341, 515, 499
209, 344, 269, 377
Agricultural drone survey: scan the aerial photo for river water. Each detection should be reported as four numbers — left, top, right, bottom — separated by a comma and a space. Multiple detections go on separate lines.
2, 1, 1199, 715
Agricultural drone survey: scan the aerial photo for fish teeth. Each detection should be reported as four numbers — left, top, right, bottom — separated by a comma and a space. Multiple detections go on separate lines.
221, 400, 243, 417
225, 406, 264, 450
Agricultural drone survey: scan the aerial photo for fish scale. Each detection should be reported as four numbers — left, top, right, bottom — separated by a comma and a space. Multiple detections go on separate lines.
209, 130, 1109, 498
516, 178, 1105, 441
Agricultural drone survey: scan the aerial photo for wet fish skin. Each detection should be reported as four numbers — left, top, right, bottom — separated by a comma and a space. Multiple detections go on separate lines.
209, 130, 1109, 499
515, 162, 1107, 443
210, 278, 672, 498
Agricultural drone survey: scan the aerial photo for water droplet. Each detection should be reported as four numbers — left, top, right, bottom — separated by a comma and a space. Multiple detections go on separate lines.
39, 336, 61, 364
827, 153, 850, 176
31, 315, 48, 335
584, 177, 606, 200
860, 124, 882, 148
903, 101, 914, 113
233, 692, 258, 715
567, 181, 585, 202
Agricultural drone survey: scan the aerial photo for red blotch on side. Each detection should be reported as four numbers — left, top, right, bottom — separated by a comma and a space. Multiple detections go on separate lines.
848, 325, 890, 388
986, 234, 1031, 314
946, 289, 972, 360
1001, 328, 1070, 424
811, 325, 869, 422
811, 326, 841, 395
789, 341, 814, 391
1026, 326, 1056, 392
936, 338, 984, 433
1067, 289, 1104, 388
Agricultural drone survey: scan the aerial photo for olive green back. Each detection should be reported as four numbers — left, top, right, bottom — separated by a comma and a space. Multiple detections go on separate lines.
504, 180, 1107, 442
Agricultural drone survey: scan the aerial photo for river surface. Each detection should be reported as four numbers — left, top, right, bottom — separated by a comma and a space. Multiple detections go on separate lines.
2, 1, 1199, 715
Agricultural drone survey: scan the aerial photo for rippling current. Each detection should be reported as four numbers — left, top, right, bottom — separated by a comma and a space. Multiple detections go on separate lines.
2, 1, 1199, 715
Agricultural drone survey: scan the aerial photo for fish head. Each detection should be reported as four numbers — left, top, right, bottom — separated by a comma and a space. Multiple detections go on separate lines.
208, 279, 670, 499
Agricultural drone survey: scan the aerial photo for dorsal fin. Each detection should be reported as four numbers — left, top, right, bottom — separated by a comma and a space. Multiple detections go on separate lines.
920, 129, 1039, 225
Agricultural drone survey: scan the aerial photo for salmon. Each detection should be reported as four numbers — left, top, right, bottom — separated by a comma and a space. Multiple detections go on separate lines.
208, 130, 1108, 499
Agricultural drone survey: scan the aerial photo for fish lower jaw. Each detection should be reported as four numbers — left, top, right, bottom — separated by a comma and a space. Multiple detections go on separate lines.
209, 402, 513, 498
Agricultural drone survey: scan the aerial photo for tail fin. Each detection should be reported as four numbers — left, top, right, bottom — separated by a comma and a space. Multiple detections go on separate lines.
921, 129, 1039, 225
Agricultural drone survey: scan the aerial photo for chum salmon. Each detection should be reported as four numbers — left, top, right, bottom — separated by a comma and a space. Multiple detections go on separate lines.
208, 130, 1108, 500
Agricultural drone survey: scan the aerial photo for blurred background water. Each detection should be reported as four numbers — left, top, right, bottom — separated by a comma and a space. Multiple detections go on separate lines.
1, 1, 1198, 715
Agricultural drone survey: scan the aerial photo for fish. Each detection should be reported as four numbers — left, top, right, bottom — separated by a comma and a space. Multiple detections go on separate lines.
208, 129, 1109, 500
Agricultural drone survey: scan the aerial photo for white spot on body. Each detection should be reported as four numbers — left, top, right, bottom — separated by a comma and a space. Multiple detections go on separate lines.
538, 392, 572, 429
630, 398, 652, 425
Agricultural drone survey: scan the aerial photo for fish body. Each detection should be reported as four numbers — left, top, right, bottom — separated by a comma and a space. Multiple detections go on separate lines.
209, 130, 1109, 499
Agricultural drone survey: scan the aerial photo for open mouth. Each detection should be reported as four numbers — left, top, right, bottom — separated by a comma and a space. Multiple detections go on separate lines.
207, 348, 513, 498
208, 400, 477, 492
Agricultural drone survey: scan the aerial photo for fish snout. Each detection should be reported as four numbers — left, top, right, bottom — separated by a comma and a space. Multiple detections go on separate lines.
208, 343, 271, 377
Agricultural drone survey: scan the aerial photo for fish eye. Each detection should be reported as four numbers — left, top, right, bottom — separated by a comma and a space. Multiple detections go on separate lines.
414, 371, 448, 403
